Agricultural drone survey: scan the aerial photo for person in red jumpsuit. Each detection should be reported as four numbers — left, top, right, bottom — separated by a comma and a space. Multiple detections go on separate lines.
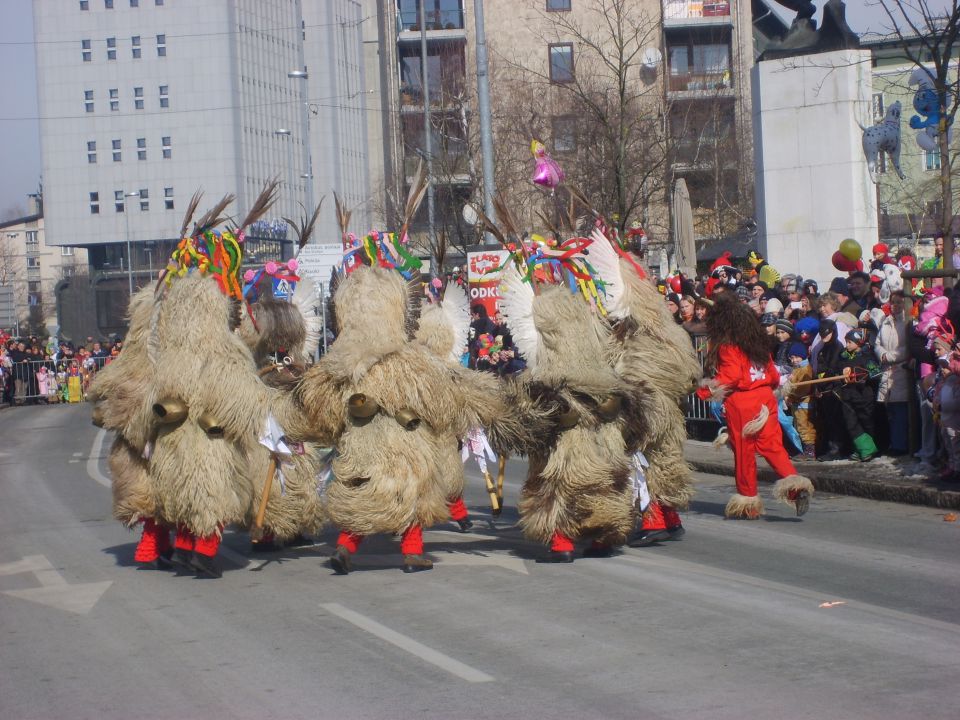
695, 292, 814, 519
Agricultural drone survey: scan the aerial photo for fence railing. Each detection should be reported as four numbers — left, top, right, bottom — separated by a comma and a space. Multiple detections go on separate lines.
1, 356, 110, 404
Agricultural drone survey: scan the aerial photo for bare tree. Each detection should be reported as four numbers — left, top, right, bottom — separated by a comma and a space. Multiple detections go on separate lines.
872, 0, 960, 283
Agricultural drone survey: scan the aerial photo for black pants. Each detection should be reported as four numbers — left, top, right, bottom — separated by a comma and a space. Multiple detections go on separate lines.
839, 384, 875, 441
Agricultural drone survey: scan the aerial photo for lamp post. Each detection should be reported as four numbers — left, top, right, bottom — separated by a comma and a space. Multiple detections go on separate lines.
288, 69, 313, 213
123, 191, 139, 296
274, 129, 294, 259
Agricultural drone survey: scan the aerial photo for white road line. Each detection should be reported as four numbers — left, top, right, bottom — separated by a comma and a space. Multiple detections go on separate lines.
86, 428, 111, 488
320, 602, 494, 683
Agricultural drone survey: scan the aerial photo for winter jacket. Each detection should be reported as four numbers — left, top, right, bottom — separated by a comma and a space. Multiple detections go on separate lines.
875, 313, 911, 403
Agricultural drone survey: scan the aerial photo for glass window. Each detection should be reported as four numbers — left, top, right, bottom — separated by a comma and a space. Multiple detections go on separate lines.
80, 1, 89, 9
157, 34, 166, 57
107, 37, 116, 60
81, 39, 91, 62
87, 140, 97, 163
139, 189, 149, 211
84, 90, 94, 113
159, 85, 169, 108
132, 35, 141, 58
156, 0, 163, 5
546, 0, 571, 10
105, 0, 113, 7
164, 187, 174, 210
552, 116, 576, 152
115, 191, 125, 212
130, 0, 139, 6
925, 148, 942, 171
109, 88, 119, 111
549, 43, 574, 83
26, 231, 39, 246
161, 136, 171, 159
61, 246, 75, 257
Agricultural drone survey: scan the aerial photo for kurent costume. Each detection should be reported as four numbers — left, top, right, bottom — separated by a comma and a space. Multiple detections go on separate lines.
495, 235, 655, 561
90, 189, 326, 577
289, 232, 525, 574
696, 293, 813, 518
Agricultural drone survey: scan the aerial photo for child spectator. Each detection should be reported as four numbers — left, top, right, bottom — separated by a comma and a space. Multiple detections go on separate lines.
932, 337, 960, 483
839, 329, 881, 462
813, 319, 847, 461
784, 342, 816, 458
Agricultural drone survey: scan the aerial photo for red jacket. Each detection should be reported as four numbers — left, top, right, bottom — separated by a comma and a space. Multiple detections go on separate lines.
696, 344, 778, 399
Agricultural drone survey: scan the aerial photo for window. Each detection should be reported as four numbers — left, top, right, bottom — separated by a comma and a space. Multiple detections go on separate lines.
552, 116, 576, 152
132, 36, 141, 59
164, 187, 174, 210
112, 138, 121, 162
115, 190, 125, 212
547, 0, 571, 9
27, 257, 40, 269
137, 137, 146, 160
548, 43, 574, 83
667, 38, 732, 92
105, 0, 113, 7
61, 246, 75, 257
139, 188, 149, 211
87, 140, 97, 163
134, 86, 144, 110
26, 231, 39, 247
80, 0, 89, 9
107, 37, 116, 60
156, 0, 163, 5
84, 89, 94, 113
109, 88, 119, 111
161, 136, 171, 159
81, 39, 91, 62
925, 148, 942, 171
872, 92, 885, 122
130, 0, 139, 6
90, 192, 100, 214
159, 85, 169, 108
157, 34, 166, 57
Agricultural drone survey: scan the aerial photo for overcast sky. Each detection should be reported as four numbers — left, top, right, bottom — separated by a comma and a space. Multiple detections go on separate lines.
0, 0, 949, 217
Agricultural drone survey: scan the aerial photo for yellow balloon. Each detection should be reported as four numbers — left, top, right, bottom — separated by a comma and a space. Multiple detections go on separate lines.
839, 238, 862, 262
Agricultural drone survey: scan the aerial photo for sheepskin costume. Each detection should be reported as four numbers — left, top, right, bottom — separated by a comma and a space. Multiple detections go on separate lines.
498, 260, 653, 556
694, 292, 814, 518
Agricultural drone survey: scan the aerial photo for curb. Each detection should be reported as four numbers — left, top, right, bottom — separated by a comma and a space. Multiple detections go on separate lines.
687, 458, 960, 510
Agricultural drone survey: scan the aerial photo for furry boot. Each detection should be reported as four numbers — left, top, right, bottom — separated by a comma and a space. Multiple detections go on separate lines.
772, 474, 815, 516
725, 493, 764, 519
629, 501, 671, 546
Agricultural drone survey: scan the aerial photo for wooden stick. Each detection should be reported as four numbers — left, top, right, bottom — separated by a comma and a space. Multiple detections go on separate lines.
254, 455, 277, 533
790, 370, 867, 388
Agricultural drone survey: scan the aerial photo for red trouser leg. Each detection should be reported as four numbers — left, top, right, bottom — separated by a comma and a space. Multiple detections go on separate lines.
447, 496, 468, 521
755, 396, 798, 478
134, 518, 164, 562
642, 501, 668, 530
400, 525, 423, 555
661, 505, 682, 529
336, 531, 364, 554
550, 530, 575, 552
725, 395, 759, 497
174, 526, 196, 552
193, 532, 221, 558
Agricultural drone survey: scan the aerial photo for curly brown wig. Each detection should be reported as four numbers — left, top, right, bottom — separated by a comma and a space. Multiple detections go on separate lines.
703, 291, 772, 372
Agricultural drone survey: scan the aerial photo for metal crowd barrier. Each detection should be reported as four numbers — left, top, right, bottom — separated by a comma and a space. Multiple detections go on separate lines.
1, 355, 110, 404
685, 334, 720, 437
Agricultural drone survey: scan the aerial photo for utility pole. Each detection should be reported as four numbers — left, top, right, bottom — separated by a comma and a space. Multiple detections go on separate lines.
419, 1, 436, 247
474, 0, 497, 244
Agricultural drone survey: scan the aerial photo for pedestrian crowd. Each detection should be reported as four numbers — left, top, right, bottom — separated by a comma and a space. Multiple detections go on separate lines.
0, 333, 121, 405
659, 238, 960, 482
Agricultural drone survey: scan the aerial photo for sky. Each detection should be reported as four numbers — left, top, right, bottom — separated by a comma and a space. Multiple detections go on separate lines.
0, 0, 948, 218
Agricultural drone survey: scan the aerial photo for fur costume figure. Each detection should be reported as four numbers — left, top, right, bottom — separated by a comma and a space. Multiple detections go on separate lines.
289, 241, 529, 574
695, 293, 814, 519
496, 245, 655, 562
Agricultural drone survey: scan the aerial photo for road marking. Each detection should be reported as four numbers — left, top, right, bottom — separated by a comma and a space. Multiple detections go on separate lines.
86, 428, 111, 488
320, 602, 494, 683
0, 555, 112, 615
72, 452, 83, 457
619, 552, 960, 636
218, 546, 251, 569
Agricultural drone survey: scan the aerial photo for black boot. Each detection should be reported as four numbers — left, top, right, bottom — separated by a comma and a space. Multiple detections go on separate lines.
455, 518, 474, 533
582, 543, 614, 558
170, 548, 194, 574
402, 554, 434, 573
628, 528, 670, 547
155, 549, 175, 570
190, 552, 223, 579
666, 525, 686, 540
548, 550, 575, 563
330, 545, 353, 575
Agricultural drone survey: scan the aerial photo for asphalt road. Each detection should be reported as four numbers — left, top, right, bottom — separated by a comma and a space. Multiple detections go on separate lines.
0, 403, 958, 720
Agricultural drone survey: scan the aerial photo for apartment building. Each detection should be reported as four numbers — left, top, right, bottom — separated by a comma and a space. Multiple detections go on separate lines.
33, 0, 368, 334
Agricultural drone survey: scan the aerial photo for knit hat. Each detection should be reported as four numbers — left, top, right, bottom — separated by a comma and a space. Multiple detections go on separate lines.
873, 243, 889, 255
735, 285, 751, 301
760, 312, 777, 326
775, 319, 794, 335
829, 276, 850, 295
764, 297, 784, 315
788, 341, 808, 359
819, 318, 838, 338
845, 328, 866, 346
802, 279, 819, 295
666, 292, 681, 306
796, 317, 820, 341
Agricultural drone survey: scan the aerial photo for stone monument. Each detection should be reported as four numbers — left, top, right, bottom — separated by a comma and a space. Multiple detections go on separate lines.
753, 0, 878, 284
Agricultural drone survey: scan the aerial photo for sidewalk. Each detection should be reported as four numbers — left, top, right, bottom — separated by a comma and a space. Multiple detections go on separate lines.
684, 440, 960, 510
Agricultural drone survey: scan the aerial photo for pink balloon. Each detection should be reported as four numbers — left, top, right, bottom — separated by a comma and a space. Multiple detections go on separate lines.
531, 141, 564, 190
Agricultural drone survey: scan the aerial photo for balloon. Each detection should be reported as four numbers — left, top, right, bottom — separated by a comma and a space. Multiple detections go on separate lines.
839, 239, 861, 262
669, 276, 682, 294
530, 139, 564, 190
832, 250, 859, 273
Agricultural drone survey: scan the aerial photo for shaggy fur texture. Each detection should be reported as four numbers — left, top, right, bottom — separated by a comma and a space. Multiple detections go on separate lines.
238, 295, 308, 366
698, 378, 731, 403
704, 291, 771, 373
108, 435, 154, 526
510, 285, 641, 545
772, 475, 815, 508
742, 404, 770, 438
610, 260, 702, 509
725, 493, 764, 518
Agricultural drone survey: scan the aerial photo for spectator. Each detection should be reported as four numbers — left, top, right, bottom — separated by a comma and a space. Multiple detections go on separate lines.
809, 292, 855, 374
932, 338, 960, 482
774, 319, 794, 367
846, 271, 879, 313
678, 296, 696, 325
784, 342, 816, 458
875, 290, 911, 457
870, 243, 894, 271
813, 319, 847, 461
839, 329, 880, 462
666, 293, 682, 323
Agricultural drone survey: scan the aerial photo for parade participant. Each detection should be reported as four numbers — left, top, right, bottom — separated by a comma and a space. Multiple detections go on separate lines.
695, 293, 813, 518
290, 231, 526, 574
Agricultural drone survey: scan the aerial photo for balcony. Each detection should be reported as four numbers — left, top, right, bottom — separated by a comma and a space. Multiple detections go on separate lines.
397, 2, 466, 41
667, 71, 733, 94
663, 1, 732, 28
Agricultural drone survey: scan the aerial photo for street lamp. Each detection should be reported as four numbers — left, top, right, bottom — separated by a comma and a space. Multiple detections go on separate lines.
122, 191, 139, 297
288, 69, 313, 213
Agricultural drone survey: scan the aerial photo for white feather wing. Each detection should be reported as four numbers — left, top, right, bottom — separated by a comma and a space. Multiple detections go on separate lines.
498, 262, 540, 369
440, 284, 471, 364
583, 228, 627, 319
291, 276, 323, 360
